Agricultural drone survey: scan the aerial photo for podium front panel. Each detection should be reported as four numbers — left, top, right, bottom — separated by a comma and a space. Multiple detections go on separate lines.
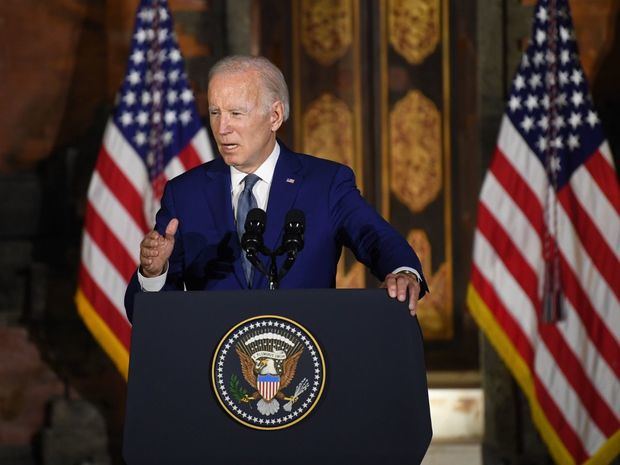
124, 289, 431, 464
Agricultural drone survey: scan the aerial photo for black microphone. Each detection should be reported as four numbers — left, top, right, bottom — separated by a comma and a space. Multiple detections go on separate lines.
241, 208, 266, 256
282, 209, 305, 256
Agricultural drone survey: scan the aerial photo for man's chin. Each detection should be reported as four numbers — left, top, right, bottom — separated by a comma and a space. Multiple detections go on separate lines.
220, 152, 238, 165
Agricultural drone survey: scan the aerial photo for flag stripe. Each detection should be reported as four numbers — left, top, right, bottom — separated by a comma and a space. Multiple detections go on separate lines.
102, 122, 151, 201
532, 372, 589, 462
164, 155, 185, 180
102, 123, 157, 229
559, 254, 620, 378
81, 232, 129, 322
178, 141, 202, 171
78, 264, 131, 350
534, 340, 606, 457
558, 185, 619, 301
472, 230, 537, 354
94, 148, 149, 234
476, 203, 540, 308
490, 147, 545, 237
87, 171, 145, 259
192, 128, 214, 162
480, 173, 543, 277
496, 116, 547, 205
539, 323, 619, 438
575, 154, 620, 244
470, 264, 534, 364
559, 298, 620, 418
556, 203, 620, 342
591, 144, 620, 214
84, 202, 137, 282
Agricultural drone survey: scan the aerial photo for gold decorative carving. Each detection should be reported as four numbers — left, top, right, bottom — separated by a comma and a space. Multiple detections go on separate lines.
389, 90, 442, 213
408, 229, 452, 339
302, 93, 354, 168
388, 0, 440, 64
300, 0, 352, 66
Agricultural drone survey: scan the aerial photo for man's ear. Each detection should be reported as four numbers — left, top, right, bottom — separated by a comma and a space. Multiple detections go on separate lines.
270, 100, 285, 132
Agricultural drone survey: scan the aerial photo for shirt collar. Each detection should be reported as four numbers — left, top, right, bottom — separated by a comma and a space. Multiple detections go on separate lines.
230, 142, 280, 190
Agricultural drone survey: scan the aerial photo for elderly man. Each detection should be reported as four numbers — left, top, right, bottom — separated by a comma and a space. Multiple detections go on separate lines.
124, 55, 428, 321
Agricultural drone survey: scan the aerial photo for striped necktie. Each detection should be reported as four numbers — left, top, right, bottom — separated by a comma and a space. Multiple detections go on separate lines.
236, 173, 260, 286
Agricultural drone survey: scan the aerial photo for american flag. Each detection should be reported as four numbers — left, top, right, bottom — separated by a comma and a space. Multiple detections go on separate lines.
467, 0, 619, 463
75, 0, 213, 378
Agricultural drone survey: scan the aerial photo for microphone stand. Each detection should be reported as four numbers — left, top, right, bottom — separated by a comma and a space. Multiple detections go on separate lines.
241, 209, 305, 290
268, 253, 279, 290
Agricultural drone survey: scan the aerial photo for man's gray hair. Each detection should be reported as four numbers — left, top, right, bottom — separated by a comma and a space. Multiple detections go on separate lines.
208, 55, 290, 121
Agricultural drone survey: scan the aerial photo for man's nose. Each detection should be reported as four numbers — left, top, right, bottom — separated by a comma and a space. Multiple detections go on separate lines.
217, 114, 232, 135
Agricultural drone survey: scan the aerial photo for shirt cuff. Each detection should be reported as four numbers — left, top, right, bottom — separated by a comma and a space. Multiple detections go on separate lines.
137, 263, 168, 292
391, 266, 421, 283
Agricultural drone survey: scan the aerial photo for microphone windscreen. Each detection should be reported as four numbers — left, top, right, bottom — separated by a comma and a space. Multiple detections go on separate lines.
245, 208, 266, 230
285, 209, 305, 232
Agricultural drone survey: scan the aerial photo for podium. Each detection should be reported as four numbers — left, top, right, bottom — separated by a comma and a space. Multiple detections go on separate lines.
123, 289, 432, 464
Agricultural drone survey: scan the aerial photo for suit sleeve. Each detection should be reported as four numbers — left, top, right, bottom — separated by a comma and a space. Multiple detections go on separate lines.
328, 164, 429, 297
124, 181, 186, 322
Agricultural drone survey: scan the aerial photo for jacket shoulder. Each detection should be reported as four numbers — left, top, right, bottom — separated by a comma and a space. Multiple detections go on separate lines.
287, 149, 354, 178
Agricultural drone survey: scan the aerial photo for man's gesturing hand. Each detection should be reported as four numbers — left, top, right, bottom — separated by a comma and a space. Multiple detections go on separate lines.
382, 272, 421, 316
139, 219, 178, 278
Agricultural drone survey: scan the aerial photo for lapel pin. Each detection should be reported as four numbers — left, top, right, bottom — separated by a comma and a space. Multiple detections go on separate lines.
286, 178, 295, 184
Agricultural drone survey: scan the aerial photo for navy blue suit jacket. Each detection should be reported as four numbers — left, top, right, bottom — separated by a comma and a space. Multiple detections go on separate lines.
125, 145, 427, 321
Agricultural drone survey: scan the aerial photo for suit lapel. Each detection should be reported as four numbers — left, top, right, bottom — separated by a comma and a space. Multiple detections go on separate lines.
204, 156, 234, 231
204, 157, 246, 287
262, 146, 303, 260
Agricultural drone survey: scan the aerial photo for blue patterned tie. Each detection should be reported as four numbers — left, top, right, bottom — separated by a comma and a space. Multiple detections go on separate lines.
237, 174, 260, 286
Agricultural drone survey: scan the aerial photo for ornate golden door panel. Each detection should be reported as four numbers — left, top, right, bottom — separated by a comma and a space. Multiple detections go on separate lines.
259, 0, 456, 344
379, 0, 453, 340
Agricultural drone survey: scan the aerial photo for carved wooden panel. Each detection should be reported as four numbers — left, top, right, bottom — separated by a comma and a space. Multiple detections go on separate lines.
380, 0, 454, 339
291, 0, 366, 288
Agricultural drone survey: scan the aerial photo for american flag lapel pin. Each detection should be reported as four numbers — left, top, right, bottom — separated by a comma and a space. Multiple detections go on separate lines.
286, 178, 295, 184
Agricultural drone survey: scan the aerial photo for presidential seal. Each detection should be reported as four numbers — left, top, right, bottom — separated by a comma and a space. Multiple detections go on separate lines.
212, 315, 326, 430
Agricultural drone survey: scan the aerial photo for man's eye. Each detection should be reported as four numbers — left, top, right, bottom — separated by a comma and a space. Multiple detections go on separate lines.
209, 111, 219, 116
232, 111, 243, 117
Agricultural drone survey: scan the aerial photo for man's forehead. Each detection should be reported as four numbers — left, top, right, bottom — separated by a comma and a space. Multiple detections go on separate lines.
208, 71, 261, 103
209, 69, 260, 91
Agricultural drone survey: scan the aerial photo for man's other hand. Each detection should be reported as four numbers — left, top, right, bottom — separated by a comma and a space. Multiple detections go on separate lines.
139, 219, 178, 277
382, 272, 421, 316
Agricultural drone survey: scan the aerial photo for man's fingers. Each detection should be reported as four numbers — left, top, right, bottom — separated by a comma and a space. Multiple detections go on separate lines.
396, 276, 409, 302
384, 274, 397, 297
408, 280, 421, 315
383, 273, 421, 317
165, 218, 179, 239
141, 247, 160, 258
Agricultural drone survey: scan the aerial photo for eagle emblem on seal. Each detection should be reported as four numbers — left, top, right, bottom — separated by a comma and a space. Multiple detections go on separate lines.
212, 316, 325, 430
236, 330, 306, 416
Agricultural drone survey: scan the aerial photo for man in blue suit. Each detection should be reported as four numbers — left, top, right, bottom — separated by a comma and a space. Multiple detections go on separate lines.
125, 56, 428, 321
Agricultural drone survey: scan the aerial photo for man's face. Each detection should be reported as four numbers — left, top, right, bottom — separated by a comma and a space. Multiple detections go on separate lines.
208, 70, 282, 173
